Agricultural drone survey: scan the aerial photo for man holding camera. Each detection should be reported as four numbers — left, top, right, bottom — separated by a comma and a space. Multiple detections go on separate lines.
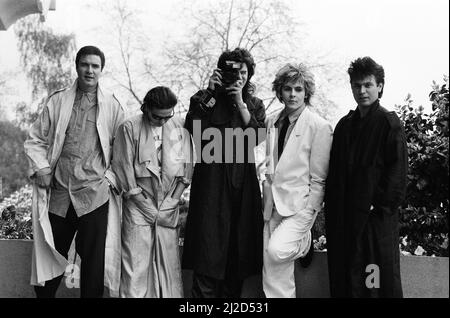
182, 48, 266, 298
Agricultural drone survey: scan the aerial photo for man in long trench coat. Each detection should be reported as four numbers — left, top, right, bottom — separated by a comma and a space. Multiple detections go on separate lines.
24, 46, 125, 297
112, 86, 194, 297
325, 56, 408, 298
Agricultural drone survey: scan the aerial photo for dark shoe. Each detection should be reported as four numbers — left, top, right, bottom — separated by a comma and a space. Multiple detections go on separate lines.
299, 240, 314, 268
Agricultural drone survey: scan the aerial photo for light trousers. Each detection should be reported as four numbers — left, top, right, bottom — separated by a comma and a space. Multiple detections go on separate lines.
262, 212, 311, 298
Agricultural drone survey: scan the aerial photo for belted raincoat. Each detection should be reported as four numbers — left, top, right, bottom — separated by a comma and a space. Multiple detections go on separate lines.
112, 114, 194, 297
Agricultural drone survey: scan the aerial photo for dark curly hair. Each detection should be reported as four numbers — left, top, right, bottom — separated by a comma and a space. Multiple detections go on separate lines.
75, 46, 105, 71
217, 47, 256, 100
348, 56, 385, 98
140, 86, 177, 116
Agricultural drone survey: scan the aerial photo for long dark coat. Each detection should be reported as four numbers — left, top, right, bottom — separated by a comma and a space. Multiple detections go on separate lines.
182, 90, 266, 280
324, 101, 407, 298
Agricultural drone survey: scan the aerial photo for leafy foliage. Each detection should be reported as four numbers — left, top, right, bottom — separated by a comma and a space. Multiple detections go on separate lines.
1, 15, 78, 239
0, 185, 33, 239
311, 78, 449, 256
14, 15, 76, 101
13, 14, 77, 128
395, 77, 449, 256
0, 121, 29, 199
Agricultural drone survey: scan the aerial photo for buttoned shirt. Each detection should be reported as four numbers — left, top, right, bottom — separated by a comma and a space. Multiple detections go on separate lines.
48, 88, 109, 217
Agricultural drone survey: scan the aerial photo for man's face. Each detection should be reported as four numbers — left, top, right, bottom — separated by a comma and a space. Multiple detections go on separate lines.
147, 107, 175, 127
351, 75, 382, 107
281, 79, 306, 111
236, 63, 248, 87
76, 54, 102, 91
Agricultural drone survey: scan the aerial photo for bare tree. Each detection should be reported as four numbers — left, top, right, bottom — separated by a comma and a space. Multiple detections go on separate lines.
154, 0, 345, 120
157, 0, 301, 111
92, 0, 145, 106
93, 0, 344, 120
87, 0, 166, 113
111, 0, 142, 104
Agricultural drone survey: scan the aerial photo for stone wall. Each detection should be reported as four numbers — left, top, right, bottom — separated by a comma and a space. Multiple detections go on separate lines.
0, 239, 448, 298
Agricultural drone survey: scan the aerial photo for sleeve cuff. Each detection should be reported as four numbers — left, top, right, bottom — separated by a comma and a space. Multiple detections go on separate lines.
124, 187, 142, 199
34, 167, 52, 177
177, 177, 191, 187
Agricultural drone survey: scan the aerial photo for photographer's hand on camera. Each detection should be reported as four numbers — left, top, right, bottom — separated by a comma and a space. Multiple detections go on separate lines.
227, 80, 251, 125
208, 69, 223, 91
226, 80, 245, 106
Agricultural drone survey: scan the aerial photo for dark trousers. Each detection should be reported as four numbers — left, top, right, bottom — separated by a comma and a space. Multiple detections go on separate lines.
191, 272, 243, 298
34, 201, 108, 298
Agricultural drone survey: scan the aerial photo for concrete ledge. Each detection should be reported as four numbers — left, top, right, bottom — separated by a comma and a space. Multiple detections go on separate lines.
1, 239, 448, 298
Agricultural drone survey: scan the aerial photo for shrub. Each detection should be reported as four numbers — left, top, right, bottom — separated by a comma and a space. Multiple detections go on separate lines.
0, 121, 29, 199
395, 77, 449, 256
2, 80, 448, 258
0, 184, 33, 239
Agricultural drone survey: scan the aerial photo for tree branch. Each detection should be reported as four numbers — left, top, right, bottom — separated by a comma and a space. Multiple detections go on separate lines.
237, 0, 257, 48
224, 0, 234, 51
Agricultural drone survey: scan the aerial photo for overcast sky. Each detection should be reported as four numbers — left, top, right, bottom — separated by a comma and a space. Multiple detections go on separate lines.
0, 0, 448, 121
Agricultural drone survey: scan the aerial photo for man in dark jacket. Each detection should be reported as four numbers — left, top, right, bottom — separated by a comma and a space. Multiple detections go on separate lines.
182, 48, 266, 298
325, 56, 407, 298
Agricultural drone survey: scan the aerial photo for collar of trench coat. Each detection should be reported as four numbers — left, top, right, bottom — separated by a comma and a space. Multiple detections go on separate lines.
28, 80, 124, 297
137, 116, 193, 192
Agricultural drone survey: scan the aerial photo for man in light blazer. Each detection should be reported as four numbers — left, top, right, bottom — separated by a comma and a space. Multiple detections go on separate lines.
262, 63, 333, 298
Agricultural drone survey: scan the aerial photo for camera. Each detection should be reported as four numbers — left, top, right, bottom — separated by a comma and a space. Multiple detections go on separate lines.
198, 89, 216, 110
220, 60, 242, 87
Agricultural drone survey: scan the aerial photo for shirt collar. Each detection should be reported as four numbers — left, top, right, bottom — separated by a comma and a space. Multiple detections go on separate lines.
276, 104, 306, 126
76, 86, 97, 103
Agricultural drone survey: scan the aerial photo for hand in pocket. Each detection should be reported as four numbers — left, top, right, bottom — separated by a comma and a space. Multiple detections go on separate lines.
157, 196, 181, 228
131, 193, 158, 224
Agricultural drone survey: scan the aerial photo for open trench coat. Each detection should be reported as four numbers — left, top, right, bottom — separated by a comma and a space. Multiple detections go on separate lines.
24, 80, 125, 297
112, 114, 194, 297
324, 101, 407, 298
181, 90, 266, 281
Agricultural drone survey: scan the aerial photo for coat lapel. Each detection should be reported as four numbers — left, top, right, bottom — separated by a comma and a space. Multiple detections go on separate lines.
138, 117, 161, 182
50, 81, 77, 167
293, 106, 310, 137
161, 121, 185, 183
96, 84, 109, 163
275, 107, 310, 171
265, 111, 282, 174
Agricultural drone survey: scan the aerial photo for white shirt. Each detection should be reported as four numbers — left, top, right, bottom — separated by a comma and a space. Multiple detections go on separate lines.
151, 125, 163, 174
